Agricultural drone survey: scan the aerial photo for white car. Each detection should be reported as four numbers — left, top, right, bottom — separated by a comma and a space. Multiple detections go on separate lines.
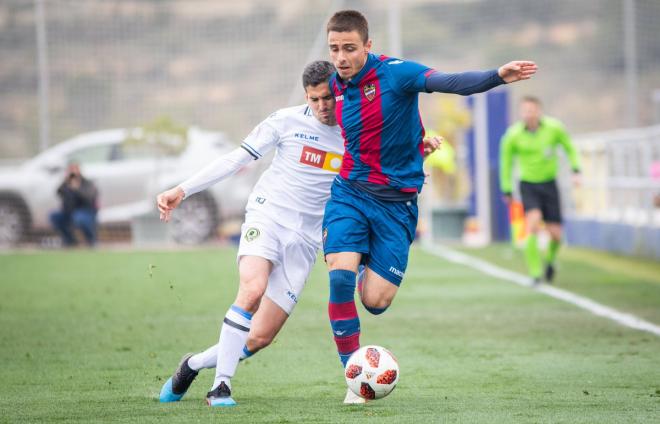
0, 127, 259, 246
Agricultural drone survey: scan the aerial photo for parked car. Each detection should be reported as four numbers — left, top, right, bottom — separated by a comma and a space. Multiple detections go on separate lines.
0, 127, 259, 246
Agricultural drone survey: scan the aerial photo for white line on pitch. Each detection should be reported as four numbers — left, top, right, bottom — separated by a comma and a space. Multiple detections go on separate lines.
422, 244, 660, 338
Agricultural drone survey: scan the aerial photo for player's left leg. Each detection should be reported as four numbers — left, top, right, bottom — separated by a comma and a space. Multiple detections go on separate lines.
173, 296, 290, 374
243, 296, 289, 355
159, 353, 199, 403
358, 267, 399, 314
357, 195, 417, 313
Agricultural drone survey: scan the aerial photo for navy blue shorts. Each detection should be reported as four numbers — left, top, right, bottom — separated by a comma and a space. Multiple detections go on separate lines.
322, 177, 418, 286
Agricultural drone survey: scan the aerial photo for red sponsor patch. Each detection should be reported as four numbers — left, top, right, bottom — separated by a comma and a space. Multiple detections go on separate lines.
300, 146, 326, 168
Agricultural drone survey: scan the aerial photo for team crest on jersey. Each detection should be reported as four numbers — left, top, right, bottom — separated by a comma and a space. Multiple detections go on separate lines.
363, 83, 376, 101
244, 227, 260, 242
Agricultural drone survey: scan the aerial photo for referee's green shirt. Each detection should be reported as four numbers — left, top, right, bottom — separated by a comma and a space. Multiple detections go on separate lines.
499, 116, 581, 194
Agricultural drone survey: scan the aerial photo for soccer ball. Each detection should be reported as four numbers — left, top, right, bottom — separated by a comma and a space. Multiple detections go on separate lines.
344, 345, 399, 400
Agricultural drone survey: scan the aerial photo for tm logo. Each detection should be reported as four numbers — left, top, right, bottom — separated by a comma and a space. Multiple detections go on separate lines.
389, 266, 404, 278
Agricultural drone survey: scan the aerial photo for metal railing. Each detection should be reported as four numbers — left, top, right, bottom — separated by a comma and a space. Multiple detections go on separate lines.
565, 125, 660, 227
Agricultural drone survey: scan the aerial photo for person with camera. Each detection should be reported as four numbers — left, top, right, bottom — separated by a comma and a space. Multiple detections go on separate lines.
49, 161, 99, 247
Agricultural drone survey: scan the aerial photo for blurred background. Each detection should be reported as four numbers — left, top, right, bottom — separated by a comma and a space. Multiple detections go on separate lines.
0, 0, 659, 258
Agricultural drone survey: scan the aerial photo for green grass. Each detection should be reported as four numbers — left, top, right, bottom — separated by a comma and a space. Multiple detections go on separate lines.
456, 243, 660, 324
1, 246, 659, 423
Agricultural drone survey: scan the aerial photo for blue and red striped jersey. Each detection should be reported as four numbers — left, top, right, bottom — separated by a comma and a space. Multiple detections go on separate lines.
330, 53, 435, 193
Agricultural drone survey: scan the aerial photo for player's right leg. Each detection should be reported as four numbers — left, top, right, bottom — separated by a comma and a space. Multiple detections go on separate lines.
207, 255, 272, 407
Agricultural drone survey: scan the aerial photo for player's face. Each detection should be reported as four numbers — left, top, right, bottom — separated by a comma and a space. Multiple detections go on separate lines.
520, 100, 542, 129
305, 82, 337, 126
328, 30, 371, 81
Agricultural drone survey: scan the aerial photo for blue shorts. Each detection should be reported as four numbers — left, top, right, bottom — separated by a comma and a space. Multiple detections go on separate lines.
322, 177, 418, 286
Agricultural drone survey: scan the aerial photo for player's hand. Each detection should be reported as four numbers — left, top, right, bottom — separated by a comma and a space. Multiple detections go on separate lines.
156, 186, 185, 222
423, 135, 443, 158
502, 194, 513, 205
498, 61, 537, 83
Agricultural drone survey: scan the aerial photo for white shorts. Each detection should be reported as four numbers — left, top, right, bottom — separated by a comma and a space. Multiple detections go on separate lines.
237, 211, 318, 315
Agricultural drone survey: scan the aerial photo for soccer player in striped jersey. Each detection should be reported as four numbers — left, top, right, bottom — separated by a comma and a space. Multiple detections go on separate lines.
322, 10, 537, 392
156, 59, 443, 406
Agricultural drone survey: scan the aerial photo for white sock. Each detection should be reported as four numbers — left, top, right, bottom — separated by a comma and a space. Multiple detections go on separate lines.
188, 343, 219, 371
187, 342, 252, 371
212, 305, 252, 390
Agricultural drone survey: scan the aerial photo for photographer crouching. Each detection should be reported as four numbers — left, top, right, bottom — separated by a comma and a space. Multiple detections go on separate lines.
49, 161, 99, 247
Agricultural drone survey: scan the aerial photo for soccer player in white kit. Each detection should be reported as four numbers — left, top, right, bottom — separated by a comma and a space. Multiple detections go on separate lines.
156, 61, 343, 407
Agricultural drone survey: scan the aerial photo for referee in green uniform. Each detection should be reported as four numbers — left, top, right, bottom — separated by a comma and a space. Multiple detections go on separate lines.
499, 96, 581, 284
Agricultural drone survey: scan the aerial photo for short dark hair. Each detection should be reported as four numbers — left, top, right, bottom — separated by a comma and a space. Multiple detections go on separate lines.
302, 60, 335, 89
327, 10, 369, 44
521, 95, 542, 106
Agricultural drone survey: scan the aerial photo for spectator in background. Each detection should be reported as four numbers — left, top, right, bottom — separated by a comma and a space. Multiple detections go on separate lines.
49, 162, 98, 247
499, 96, 581, 285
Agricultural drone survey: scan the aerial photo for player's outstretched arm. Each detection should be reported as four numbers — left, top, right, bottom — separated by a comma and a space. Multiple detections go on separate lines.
423, 61, 536, 96
497, 61, 537, 83
155, 146, 255, 222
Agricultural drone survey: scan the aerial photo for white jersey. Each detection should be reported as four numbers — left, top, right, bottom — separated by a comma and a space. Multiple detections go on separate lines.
241, 104, 343, 247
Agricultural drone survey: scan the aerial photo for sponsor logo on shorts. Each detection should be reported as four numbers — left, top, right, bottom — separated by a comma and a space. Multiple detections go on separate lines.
286, 290, 298, 303
389, 266, 404, 278
322, 228, 328, 245
300, 146, 342, 173
244, 227, 260, 242
255, 196, 266, 204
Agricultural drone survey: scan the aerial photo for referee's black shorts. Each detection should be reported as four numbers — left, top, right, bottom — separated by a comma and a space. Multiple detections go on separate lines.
519, 180, 562, 223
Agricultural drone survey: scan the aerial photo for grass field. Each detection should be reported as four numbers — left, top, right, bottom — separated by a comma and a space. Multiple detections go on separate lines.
1, 244, 659, 423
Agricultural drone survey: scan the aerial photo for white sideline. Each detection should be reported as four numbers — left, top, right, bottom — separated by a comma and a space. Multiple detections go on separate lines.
422, 244, 660, 338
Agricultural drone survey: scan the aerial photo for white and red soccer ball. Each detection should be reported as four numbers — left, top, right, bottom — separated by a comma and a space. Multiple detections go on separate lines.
344, 345, 399, 400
